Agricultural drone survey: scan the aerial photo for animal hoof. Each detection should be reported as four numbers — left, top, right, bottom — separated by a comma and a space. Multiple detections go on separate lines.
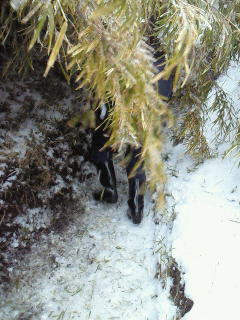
127, 208, 143, 224
93, 188, 118, 204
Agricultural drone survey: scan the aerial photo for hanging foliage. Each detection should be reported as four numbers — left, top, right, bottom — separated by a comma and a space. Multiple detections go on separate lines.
1, 0, 240, 205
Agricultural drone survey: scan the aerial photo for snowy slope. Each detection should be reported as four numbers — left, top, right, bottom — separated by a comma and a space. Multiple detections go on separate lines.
171, 62, 240, 320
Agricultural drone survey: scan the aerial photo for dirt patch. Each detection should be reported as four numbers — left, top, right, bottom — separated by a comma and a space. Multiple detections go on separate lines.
169, 259, 194, 317
155, 256, 193, 318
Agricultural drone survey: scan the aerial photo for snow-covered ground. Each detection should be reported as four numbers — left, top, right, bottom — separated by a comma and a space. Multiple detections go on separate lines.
170, 62, 240, 320
0, 165, 177, 320
1, 63, 240, 320
168, 143, 240, 320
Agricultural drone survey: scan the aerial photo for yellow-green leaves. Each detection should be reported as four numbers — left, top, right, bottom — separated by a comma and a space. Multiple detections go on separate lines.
21, 1, 43, 24
91, 0, 126, 19
44, 21, 68, 77
47, 3, 55, 54
3, 0, 240, 205
28, 9, 48, 51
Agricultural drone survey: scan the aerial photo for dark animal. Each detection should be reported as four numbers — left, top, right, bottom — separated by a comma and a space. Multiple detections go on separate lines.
91, 49, 173, 224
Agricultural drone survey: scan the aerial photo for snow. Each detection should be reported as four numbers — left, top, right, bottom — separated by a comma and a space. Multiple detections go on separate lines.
37, 200, 159, 320
0, 172, 176, 320
169, 145, 240, 320
204, 62, 240, 149
1, 61, 240, 320
170, 62, 240, 320
14, 208, 51, 232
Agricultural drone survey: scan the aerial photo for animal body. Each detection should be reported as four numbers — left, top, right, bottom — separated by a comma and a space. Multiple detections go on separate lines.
91, 48, 173, 224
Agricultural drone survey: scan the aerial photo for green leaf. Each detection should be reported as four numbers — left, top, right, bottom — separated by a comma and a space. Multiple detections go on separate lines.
28, 10, 47, 51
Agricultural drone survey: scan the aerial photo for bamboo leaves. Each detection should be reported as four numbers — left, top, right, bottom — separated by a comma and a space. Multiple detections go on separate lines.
28, 9, 48, 51
44, 21, 68, 77
91, 0, 125, 19
21, 1, 43, 24
3, 0, 240, 200
47, 3, 55, 54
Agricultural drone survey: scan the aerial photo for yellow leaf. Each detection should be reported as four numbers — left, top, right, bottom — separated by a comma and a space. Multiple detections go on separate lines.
47, 3, 55, 54
44, 21, 68, 77
91, 1, 122, 19
28, 11, 47, 51
86, 38, 100, 53
21, 2, 43, 24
